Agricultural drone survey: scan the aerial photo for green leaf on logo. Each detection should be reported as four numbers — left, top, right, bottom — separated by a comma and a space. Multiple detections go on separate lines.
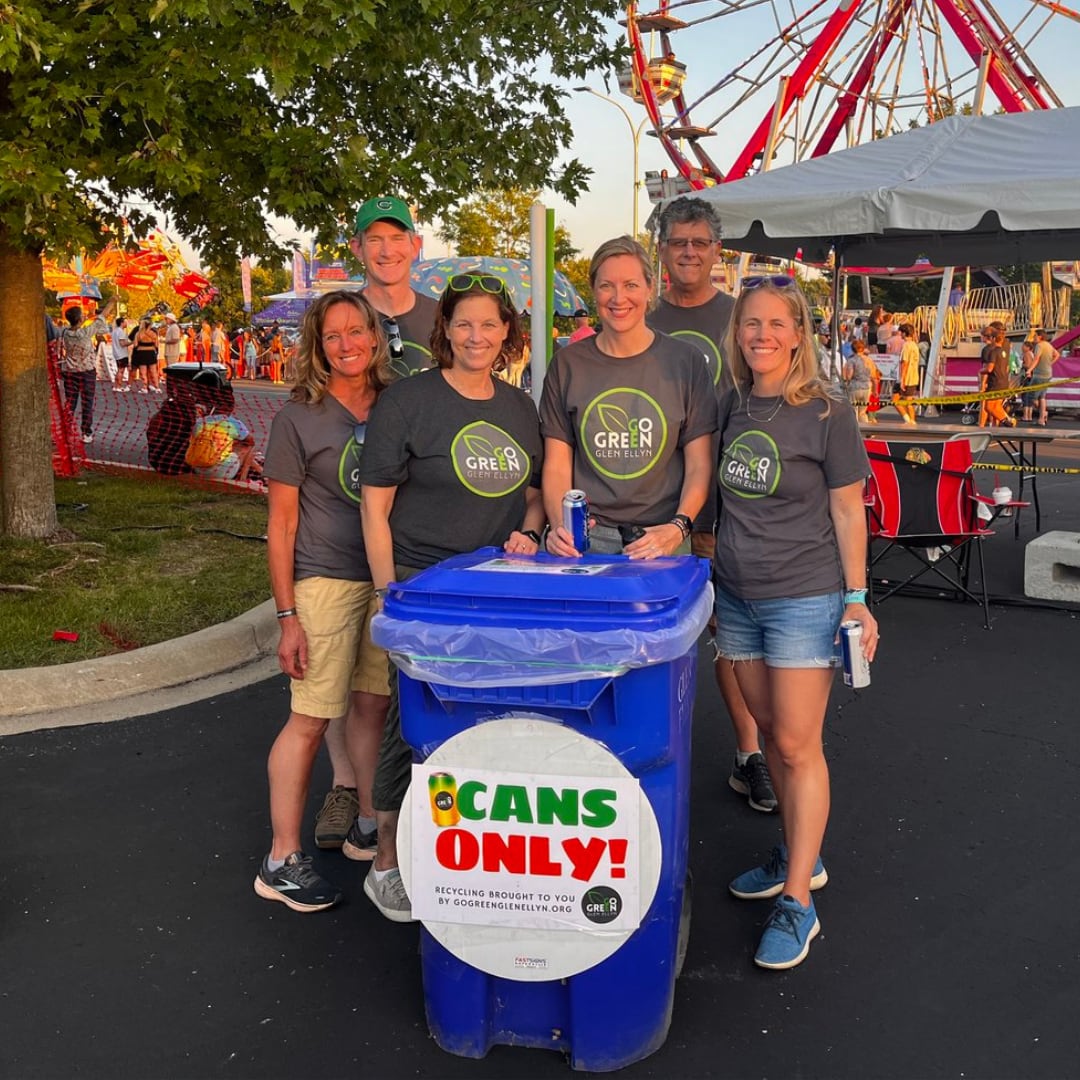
597, 404, 629, 432
463, 433, 495, 456
731, 443, 754, 465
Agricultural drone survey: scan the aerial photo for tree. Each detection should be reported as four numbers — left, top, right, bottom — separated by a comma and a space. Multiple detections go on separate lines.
0, 1, 620, 537
438, 188, 579, 263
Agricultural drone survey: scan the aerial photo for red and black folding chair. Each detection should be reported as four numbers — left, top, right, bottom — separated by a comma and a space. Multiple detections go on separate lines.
863, 438, 1025, 629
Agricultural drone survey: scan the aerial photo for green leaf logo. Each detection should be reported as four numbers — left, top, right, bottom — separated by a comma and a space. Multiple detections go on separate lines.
732, 444, 755, 465
597, 404, 630, 432
463, 434, 496, 457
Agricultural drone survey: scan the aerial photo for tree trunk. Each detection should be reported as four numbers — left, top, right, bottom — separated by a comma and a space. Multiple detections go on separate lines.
0, 235, 57, 538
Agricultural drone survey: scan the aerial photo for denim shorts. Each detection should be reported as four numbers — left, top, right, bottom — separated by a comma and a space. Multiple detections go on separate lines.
714, 584, 843, 669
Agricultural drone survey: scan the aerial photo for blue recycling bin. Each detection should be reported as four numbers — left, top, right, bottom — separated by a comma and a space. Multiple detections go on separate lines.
373, 548, 712, 1072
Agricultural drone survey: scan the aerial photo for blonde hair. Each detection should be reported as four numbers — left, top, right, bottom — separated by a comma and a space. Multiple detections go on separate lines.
291, 291, 392, 404
588, 235, 655, 292
723, 280, 833, 413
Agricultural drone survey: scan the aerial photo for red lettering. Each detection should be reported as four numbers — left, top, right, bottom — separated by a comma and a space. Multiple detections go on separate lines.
608, 838, 628, 879
435, 828, 479, 871
528, 835, 563, 876
562, 837, 607, 882
482, 832, 526, 874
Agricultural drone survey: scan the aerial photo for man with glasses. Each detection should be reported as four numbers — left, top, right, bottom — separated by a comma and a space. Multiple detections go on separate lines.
349, 196, 438, 380
647, 197, 778, 816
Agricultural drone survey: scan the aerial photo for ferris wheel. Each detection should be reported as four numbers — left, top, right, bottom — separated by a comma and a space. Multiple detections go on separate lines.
625, 0, 1080, 191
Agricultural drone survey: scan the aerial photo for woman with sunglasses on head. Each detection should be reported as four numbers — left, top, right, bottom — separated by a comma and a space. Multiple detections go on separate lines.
358, 274, 545, 922
717, 275, 878, 970
540, 235, 717, 558
253, 291, 394, 915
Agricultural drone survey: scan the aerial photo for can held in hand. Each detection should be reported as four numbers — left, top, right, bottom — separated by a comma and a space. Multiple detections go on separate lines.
562, 489, 590, 553
839, 620, 871, 688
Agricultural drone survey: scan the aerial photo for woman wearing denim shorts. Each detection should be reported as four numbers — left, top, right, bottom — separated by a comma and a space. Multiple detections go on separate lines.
714, 275, 879, 970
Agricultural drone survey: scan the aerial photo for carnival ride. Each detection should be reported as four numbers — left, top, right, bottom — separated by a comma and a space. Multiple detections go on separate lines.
625, 0, 1080, 192
42, 230, 215, 318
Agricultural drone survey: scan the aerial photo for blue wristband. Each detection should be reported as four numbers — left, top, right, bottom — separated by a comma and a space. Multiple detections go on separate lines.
844, 589, 868, 605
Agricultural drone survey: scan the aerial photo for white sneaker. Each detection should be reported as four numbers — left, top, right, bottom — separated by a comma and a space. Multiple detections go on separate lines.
81, 433, 93, 443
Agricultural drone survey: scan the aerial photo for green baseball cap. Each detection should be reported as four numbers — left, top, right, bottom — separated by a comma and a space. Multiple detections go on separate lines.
353, 196, 415, 235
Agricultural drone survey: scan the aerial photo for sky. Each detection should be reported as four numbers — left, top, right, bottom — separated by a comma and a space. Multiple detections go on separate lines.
180, 1, 1080, 272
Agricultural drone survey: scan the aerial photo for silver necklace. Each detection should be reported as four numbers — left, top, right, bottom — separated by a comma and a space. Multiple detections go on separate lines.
745, 395, 785, 423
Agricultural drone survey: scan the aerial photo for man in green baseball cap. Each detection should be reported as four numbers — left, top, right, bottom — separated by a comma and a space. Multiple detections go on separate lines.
347, 196, 437, 383
306, 195, 438, 925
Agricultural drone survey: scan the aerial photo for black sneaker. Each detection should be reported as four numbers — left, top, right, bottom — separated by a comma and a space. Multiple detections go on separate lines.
729, 752, 778, 813
342, 819, 378, 862
253, 851, 342, 913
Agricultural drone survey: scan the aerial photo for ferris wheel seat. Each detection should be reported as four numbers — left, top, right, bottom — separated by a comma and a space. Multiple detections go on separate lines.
617, 59, 687, 106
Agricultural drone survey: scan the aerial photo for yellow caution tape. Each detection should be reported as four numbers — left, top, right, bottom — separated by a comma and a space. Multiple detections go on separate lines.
971, 462, 1080, 475
907, 374, 1080, 407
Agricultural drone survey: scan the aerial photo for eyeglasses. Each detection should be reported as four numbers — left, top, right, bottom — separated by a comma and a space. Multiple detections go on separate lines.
742, 275, 796, 289
381, 317, 404, 361
353, 422, 367, 446
448, 274, 510, 297
664, 237, 715, 251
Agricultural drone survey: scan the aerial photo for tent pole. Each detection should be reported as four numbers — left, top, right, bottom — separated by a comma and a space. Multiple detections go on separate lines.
922, 267, 955, 416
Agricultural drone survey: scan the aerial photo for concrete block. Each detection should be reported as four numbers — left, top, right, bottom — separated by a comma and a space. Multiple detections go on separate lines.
1024, 531, 1080, 602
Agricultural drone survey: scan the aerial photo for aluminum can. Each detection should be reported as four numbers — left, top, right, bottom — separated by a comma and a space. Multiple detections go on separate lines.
428, 771, 461, 828
839, 620, 871, 688
562, 489, 590, 553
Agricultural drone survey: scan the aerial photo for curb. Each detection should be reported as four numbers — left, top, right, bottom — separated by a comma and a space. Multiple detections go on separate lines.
0, 600, 278, 722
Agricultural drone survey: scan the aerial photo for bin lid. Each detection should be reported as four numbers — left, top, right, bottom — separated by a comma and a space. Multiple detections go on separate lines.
384, 548, 710, 633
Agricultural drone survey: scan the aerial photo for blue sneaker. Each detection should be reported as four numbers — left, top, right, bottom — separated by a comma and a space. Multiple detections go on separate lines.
754, 894, 820, 969
729, 844, 828, 900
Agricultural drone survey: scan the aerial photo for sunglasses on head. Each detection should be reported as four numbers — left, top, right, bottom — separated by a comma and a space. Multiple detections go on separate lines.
381, 316, 404, 361
448, 274, 510, 297
742, 274, 796, 290
353, 422, 367, 446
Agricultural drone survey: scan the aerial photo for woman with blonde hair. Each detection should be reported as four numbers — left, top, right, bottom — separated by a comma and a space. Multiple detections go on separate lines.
254, 290, 395, 914
540, 235, 716, 557
716, 275, 878, 970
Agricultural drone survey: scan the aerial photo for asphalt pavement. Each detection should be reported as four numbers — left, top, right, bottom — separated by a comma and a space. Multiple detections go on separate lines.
3, 432, 1080, 1078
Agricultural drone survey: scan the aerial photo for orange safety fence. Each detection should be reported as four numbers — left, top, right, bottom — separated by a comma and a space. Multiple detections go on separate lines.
48, 346, 288, 494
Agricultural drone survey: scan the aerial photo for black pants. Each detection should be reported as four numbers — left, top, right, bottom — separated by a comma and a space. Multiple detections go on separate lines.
371, 565, 424, 814
63, 370, 96, 436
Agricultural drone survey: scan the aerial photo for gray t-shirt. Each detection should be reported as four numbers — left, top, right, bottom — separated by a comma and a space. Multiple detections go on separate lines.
647, 292, 736, 395
264, 395, 371, 581
714, 388, 869, 600
647, 291, 736, 533
539, 332, 718, 529
366, 292, 439, 379
1034, 340, 1056, 380
360, 369, 543, 570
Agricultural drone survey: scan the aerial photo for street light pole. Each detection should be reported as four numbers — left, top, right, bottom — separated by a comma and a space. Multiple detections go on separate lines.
575, 86, 647, 239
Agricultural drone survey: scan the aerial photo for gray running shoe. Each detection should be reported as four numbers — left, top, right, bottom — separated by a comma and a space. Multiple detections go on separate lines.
314, 785, 358, 849
363, 867, 415, 923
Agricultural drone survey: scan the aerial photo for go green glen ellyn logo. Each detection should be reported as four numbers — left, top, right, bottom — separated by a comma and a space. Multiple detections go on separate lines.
720, 430, 781, 498
450, 422, 530, 497
580, 388, 668, 481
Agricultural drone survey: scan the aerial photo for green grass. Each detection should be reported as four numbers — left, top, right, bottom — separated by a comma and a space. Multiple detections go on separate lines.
0, 472, 270, 668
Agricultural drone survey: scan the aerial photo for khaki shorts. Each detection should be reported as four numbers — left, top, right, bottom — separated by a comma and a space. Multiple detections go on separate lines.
290, 576, 389, 718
